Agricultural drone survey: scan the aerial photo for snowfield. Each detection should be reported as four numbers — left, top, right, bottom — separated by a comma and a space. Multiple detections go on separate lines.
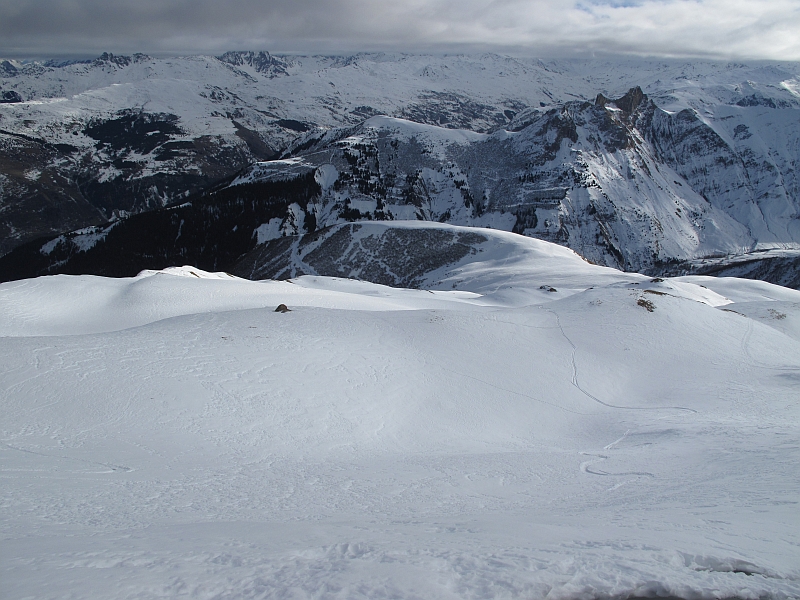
1, 225, 799, 599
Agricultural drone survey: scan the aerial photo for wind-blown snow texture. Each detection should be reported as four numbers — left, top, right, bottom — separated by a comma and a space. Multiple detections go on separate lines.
1, 52, 799, 285
2, 224, 799, 599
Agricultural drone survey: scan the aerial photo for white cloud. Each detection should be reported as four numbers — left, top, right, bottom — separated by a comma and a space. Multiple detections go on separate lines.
0, 0, 798, 60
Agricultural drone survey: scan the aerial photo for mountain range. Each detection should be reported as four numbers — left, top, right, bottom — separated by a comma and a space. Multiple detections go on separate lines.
3, 52, 800, 599
1, 52, 799, 286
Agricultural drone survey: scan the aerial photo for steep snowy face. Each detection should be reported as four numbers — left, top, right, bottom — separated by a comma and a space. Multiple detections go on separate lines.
636, 101, 800, 245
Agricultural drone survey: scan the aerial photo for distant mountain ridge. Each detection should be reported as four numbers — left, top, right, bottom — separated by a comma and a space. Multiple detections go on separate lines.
1, 52, 799, 285
216, 51, 291, 78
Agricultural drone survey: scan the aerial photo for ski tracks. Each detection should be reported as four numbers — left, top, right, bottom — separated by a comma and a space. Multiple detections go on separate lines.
540, 307, 686, 482
578, 429, 655, 481
741, 316, 800, 372
544, 306, 697, 415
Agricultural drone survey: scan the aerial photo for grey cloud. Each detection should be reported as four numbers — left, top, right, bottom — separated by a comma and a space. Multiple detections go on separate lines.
1, 0, 798, 60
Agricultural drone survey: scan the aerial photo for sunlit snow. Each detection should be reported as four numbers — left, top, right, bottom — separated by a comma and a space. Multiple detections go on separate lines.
1, 226, 799, 599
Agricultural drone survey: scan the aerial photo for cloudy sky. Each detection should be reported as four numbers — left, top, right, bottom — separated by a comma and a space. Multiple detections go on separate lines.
1, 0, 798, 61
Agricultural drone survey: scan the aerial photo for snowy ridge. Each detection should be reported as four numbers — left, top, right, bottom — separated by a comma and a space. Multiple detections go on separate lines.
0, 260, 486, 337
233, 221, 631, 292
361, 115, 489, 146
1, 226, 799, 598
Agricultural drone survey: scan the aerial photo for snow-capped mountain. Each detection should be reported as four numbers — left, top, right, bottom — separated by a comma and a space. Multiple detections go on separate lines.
232, 89, 800, 274
1, 52, 799, 283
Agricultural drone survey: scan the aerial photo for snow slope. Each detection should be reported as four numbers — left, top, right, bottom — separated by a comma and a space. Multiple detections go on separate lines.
2, 225, 799, 599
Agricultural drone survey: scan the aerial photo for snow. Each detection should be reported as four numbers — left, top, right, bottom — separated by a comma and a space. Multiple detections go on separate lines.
781, 78, 800, 99
70, 226, 111, 252
38, 236, 62, 255
2, 225, 800, 599
38, 225, 113, 256
362, 115, 489, 146
233, 158, 313, 186
254, 218, 285, 244
314, 163, 339, 190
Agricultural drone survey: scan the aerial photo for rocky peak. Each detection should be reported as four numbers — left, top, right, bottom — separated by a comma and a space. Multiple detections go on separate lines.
217, 51, 248, 67
92, 52, 149, 68
595, 86, 646, 114
216, 51, 289, 77
0, 60, 18, 77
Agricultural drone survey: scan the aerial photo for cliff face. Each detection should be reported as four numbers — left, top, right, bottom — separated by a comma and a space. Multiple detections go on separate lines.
217, 88, 792, 274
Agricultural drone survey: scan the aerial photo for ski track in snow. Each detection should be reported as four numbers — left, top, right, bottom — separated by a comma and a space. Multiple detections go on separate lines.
2, 232, 800, 600
545, 306, 698, 415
